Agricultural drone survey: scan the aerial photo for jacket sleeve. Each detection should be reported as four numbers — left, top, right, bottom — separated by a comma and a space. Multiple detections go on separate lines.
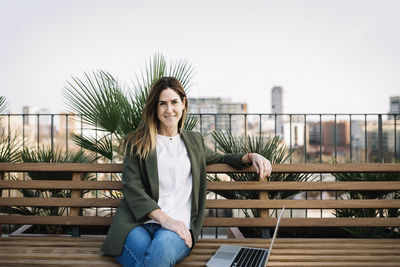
201, 134, 247, 169
121, 149, 160, 221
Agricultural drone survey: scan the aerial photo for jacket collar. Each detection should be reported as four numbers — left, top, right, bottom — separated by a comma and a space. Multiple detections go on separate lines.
180, 130, 199, 215
145, 147, 159, 201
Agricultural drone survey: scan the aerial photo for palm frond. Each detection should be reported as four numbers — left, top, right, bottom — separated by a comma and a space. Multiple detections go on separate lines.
0, 96, 8, 114
132, 53, 195, 113
71, 133, 114, 161
132, 53, 167, 107
63, 70, 128, 133
211, 130, 242, 153
184, 114, 198, 131
168, 59, 194, 91
0, 130, 22, 162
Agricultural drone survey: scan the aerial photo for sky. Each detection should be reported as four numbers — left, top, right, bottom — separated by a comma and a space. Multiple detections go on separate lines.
1, 0, 399, 114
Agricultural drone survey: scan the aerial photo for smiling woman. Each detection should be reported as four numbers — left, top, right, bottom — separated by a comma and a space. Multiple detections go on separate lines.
157, 88, 187, 137
100, 77, 272, 267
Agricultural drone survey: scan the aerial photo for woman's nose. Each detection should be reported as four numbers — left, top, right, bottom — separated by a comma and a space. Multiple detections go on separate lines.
166, 104, 173, 112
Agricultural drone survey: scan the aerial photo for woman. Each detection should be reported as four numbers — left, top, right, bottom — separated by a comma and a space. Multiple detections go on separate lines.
101, 77, 272, 266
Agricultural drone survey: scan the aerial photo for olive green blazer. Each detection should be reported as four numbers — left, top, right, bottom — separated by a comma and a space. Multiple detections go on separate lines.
101, 130, 246, 256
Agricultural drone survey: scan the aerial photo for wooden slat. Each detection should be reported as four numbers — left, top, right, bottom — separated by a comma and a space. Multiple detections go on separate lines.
0, 180, 122, 190
205, 199, 400, 209
266, 249, 400, 255
2, 198, 398, 209
202, 217, 400, 227
194, 238, 400, 245
0, 237, 103, 243
0, 198, 120, 207
0, 240, 105, 247
269, 255, 400, 262
1, 216, 399, 227
207, 163, 400, 173
1, 163, 400, 173
0, 252, 115, 260
265, 263, 400, 266
0, 215, 112, 225
207, 181, 400, 191
0, 163, 123, 172
0, 259, 119, 267
2, 180, 399, 191
181, 254, 400, 262
0, 247, 102, 253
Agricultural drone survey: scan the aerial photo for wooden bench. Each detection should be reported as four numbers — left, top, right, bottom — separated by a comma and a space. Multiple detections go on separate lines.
0, 163, 399, 266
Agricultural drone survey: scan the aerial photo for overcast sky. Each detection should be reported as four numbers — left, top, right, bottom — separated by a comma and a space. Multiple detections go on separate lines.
1, 0, 399, 114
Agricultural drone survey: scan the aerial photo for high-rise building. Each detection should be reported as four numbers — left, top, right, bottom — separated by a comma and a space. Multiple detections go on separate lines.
389, 96, 400, 115
271, 86, 284, 114
307, 121, 350, 158
22, 106, 30, 125
188, 97, 247, 134
271, 86, 284, 136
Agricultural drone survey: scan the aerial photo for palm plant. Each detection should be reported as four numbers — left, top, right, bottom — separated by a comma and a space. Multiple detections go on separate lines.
62, 53, 197, 162
333, 160, 400, 238
208, 131, 311, 237
209, 131, 310, 217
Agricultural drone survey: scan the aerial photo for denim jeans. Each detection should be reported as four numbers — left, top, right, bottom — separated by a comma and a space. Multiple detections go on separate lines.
115, 223, 191, 267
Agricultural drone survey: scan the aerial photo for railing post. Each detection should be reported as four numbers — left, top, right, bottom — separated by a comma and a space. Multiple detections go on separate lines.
378, 115, 383, 162
51, 115, 54, 160
0, 172, 3, 236
0, 172, 3, 197
71, 172, 83, 237
259, 175, 270, 238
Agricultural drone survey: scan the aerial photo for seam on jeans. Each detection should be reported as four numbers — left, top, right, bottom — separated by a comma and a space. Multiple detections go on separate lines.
122, 243, 139, 266
176, 245, 190, 263
142, 252, 150, 266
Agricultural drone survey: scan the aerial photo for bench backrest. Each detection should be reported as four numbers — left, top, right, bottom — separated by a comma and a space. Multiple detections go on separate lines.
0, 163, 400, 228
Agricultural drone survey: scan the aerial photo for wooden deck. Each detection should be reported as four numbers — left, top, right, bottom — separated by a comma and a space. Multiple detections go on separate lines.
0, 236, 399, 266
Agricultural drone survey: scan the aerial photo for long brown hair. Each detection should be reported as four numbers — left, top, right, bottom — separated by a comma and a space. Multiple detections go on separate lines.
124, 77, 188, 159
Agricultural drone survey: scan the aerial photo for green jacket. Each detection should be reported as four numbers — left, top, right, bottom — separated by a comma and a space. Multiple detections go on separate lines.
101, 130, 246, 256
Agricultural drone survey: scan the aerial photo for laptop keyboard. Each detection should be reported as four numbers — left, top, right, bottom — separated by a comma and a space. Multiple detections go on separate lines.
230, 247, 267, 267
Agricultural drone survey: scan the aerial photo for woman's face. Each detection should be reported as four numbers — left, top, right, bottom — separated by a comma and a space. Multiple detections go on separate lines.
156, 88, 186, 136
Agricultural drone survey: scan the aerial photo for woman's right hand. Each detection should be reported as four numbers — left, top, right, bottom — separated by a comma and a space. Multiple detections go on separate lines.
148, 209, 192, 248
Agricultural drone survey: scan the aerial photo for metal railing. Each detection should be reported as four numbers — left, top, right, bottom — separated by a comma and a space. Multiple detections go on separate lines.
1, 113, 398, 163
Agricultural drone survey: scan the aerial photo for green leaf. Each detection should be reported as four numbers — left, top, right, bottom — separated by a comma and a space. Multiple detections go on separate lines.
0, 96, 8, 114
0, 130, 22, 162
71, 133, 114, 160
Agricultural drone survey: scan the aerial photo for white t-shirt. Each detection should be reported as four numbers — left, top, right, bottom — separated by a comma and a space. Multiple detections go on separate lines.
145, 134, 193, 228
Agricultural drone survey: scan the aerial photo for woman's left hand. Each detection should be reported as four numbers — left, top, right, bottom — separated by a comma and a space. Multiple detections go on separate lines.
247, 153, 272, 179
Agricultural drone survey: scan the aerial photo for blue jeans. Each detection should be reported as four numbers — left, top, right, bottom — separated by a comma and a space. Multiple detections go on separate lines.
116, 223, 191, 267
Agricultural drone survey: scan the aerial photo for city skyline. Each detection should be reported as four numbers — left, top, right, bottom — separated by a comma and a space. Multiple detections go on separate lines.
1, 108, 398, 163
10, 90, 400, 116
1, 0, 400, 114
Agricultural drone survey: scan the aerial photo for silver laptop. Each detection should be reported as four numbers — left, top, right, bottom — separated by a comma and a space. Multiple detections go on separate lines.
206, 206, 285, 267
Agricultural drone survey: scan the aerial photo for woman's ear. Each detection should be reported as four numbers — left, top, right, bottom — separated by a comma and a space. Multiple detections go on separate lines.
182, 97, 187, 109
